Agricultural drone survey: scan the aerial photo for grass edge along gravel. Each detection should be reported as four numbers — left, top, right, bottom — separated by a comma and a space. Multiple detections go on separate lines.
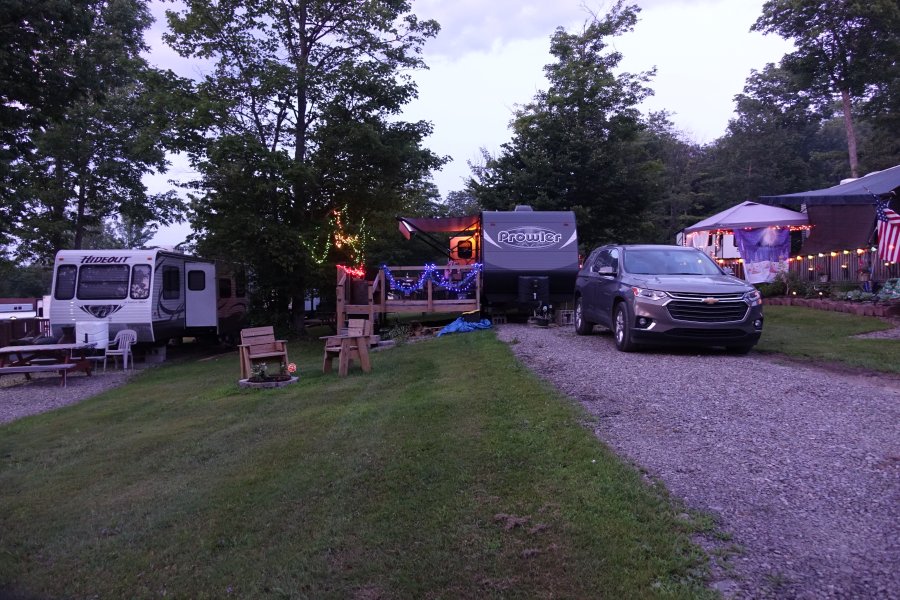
756, 305, 900, 374
0, 331, 715, 599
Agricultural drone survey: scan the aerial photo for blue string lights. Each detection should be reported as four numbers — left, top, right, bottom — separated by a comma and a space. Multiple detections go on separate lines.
382, 263, 483, 294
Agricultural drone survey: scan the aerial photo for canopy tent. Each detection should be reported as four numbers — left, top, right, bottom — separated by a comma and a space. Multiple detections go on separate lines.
757, 164, 900, 205
683, 201, 808, 233
682, 202, 809, 284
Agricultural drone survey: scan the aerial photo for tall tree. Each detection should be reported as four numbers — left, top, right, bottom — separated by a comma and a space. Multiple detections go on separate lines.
0, 0, 96, 252
443, 190, 481, 216
704, 63, 837, 202
858, 61, 900, 171
636, 112, 706, 244
468, 1, 655, 249
166, 0, 444, 332
752, 0, 900, 178
9, 0, 189, 263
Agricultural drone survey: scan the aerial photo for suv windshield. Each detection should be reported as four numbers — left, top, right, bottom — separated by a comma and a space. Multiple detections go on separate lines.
623, 248, 722, 276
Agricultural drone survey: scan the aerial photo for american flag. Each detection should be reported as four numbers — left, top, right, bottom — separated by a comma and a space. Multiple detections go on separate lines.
876, 197, 900, 263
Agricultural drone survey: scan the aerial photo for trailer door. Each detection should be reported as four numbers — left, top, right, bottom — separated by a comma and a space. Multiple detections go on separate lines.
185, 262, 217, 328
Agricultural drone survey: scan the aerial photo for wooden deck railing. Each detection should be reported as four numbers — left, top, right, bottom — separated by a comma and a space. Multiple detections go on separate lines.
336, 264, 481, 326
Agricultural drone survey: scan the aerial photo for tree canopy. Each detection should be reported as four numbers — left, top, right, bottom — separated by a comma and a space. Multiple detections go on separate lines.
2, 0, 190, 264
752, 0, 900, 177
3, 0, 900, 301
468, 2, 657, 250
165, 0, 445, 330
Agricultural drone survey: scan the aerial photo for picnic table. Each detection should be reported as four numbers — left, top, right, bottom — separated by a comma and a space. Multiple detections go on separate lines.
0, 342, 97, 386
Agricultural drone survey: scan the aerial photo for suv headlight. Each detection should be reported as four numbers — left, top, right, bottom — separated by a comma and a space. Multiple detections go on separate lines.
631, 287, 668, 301
744, 289, 762, 306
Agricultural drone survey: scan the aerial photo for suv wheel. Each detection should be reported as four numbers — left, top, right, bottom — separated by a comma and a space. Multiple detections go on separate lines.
613, 302, 637, 352
574, 297, 594, 335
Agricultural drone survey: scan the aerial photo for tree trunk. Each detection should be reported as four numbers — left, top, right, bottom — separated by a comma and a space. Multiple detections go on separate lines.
49, 157, 68, 254
290, 289, 307, 335
73, 176, 88, 249
841, 89, 859, 179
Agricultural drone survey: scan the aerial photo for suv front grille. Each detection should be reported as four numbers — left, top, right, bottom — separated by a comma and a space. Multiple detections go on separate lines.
667, 291, 745, 301
667, 328, 748, 338
666, 299, 749, 323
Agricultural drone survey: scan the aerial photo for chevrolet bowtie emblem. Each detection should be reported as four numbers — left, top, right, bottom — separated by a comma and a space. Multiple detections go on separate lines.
702, 297, 718, 304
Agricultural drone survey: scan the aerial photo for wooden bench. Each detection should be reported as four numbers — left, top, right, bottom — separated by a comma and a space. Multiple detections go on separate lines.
321, 319, 374, 377
238, 326, 289, 380
0, 364, 77, 387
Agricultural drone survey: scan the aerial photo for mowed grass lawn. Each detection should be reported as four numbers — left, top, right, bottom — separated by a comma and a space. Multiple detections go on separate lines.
0, 331, 713, 599
757, 305, 900, 373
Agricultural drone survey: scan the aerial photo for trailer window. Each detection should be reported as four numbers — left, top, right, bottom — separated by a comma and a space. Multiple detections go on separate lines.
187, 269, 206, 291
131, 264, 151, 299
77, 265, 130, 300
162, 266, 180, 300
218, 278, 232, 298
54, 265, 77, 300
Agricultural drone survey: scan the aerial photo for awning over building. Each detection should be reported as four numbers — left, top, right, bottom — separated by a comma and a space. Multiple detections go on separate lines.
758, 165, 900, 205
683, 201, 808, 233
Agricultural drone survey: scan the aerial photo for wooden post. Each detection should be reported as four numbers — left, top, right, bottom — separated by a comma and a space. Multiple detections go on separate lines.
476, 268, 481, 308
336, 267, 347, 329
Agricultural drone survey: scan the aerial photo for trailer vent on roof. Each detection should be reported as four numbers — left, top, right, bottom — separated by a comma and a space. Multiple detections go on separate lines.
514, 205, 533, 211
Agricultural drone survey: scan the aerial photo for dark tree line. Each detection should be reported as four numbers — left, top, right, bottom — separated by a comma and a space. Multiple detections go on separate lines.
2, 0, 899, 325
465, 0, 900, 252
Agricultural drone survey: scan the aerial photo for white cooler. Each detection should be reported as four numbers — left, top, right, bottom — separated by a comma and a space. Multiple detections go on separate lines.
75, 321, 109, 351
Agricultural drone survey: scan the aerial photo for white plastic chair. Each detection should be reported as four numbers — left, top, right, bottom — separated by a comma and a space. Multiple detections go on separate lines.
104, 329, 137, 371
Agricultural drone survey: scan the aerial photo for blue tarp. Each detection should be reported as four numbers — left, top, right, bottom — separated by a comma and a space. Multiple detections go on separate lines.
436, 317, 493, 337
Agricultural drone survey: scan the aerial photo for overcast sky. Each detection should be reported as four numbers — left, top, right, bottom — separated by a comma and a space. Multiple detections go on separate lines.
147, 0, 794, 246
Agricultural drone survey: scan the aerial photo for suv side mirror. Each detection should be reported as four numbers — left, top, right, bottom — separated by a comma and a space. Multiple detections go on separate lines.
722, 266, 734, 275
598, 266, 615, 275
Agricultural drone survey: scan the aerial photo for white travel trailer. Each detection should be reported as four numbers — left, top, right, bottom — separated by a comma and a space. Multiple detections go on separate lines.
49, 249, 248, 346
677, 230, 741, 259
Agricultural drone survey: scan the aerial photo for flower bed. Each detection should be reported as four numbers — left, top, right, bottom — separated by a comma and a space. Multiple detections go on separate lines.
241, 361, 299, 388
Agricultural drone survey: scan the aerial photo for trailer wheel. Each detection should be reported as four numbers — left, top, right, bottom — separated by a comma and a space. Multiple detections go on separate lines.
574, 297, 594, 335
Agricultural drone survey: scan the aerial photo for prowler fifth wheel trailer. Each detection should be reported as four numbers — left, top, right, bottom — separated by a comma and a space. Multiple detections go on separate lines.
49, 249, 248, 346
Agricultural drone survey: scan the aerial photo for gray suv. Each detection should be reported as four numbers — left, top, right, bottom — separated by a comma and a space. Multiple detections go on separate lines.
574, 244, 763, 352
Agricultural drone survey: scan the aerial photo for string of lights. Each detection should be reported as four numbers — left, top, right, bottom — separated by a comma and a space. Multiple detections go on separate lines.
305, 225, 333, 265
301, 205, 372, 268
382, 263, 483, 294
337, 264, 367, 279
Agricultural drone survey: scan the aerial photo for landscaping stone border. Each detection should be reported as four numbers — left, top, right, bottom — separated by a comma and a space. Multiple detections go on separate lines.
237, 376, 299, 389
765, 296, 900, 317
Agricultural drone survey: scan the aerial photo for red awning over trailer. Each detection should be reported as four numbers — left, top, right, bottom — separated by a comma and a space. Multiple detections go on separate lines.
397, 215, 481, 240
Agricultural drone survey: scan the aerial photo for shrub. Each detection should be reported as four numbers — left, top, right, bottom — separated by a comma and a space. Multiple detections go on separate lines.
842, 289, 876, 302
756, 281, 785, 298
876, 278, 900, 303
384, 323, 411, 345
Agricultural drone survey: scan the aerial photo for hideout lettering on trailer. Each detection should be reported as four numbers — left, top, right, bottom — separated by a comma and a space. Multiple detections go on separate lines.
78, 256, 131, 264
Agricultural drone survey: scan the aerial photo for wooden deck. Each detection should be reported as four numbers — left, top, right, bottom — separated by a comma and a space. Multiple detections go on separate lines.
336, 264, 481, 326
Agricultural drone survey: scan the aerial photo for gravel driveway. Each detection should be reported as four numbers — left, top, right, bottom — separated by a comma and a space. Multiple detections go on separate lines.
0, 370, 134, 424
495, 323, 899, 599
